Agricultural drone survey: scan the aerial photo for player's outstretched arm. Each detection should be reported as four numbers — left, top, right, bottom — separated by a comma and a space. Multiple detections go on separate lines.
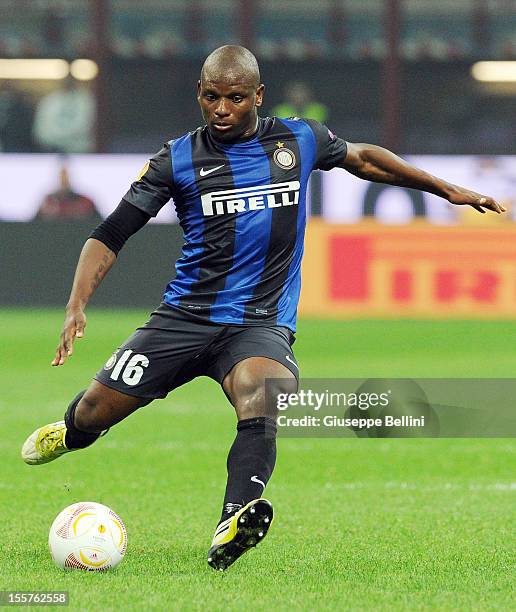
52, 239, 116, 366
339, 142, 506, 215
51, 200, 152, 366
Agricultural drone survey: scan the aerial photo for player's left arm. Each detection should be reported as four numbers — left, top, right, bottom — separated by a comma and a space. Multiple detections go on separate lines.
339, 142, 506, 214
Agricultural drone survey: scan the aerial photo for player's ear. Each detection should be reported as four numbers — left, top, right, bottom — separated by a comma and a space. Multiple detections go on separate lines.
197, 80, 202, 99
255, 84, 265, 108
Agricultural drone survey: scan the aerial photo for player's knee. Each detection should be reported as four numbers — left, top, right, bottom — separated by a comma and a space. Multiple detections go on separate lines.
236, 385, 268, 420
235, 377, 297, 420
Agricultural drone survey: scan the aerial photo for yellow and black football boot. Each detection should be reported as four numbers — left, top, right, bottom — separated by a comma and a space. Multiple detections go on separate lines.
207, 498, 274, 571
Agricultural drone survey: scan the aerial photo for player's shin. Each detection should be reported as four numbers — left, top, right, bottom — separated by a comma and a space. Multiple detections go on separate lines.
219, 416, 277, 523
64, 390, 104, 449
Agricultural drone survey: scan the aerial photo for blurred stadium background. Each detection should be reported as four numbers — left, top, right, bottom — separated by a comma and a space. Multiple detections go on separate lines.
1, 0, 515, 315
1, 1, 515, 609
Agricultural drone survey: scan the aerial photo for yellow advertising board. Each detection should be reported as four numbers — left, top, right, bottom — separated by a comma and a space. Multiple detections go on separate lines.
300, 221, 516, 318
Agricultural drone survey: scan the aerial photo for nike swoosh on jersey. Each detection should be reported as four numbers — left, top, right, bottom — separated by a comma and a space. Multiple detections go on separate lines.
200, 164, 225, 177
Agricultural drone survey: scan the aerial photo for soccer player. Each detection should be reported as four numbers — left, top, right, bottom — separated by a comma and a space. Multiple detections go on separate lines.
21, 46, 504, 571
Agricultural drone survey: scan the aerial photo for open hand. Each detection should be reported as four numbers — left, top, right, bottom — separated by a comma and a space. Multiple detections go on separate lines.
448, 188, 506, 215
51, 307, 87, 366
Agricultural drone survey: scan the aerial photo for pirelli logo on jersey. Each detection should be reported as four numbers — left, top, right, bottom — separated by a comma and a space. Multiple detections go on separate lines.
201, 181, 300, 216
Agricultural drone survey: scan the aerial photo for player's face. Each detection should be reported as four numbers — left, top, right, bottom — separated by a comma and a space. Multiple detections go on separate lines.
197, 78, 264, 142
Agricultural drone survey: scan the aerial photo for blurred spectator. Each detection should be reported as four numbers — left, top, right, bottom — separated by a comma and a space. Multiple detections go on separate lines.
33, 76, 95, 153
36, 163, 100, 221
271, 81, 329, 123
42, 4, 66, 54
0, 80, 34, 152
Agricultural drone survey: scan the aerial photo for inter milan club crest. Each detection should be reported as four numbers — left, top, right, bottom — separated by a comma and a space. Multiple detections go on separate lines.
273, 141, 296, 170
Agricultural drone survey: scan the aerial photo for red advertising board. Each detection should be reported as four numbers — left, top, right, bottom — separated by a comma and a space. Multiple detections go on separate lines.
300, 221, 516, 318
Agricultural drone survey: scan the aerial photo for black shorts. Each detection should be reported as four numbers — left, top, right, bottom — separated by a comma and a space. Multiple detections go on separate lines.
95, 303, 298, 399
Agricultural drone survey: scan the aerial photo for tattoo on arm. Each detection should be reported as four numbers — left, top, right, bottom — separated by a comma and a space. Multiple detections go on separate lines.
89, 249, 115, 292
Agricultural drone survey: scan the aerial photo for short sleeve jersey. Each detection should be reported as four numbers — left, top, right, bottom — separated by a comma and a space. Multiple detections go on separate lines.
123, 117, 347, 332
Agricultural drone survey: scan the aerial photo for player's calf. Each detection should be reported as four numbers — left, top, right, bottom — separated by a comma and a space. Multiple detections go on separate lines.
64, 390, 107, 448
72, 380, 152, 434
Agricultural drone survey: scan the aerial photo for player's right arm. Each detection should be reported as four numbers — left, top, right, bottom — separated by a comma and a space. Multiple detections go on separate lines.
52, 144, 175, 366
52, 202, 152, 366
52, 239, 117, 366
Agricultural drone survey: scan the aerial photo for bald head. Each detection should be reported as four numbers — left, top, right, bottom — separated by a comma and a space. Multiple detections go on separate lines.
198, 46, 264, 142
201, 45, 260, 87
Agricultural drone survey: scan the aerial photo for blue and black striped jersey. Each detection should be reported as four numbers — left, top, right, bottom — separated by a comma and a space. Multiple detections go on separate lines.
123, 117, 347, 331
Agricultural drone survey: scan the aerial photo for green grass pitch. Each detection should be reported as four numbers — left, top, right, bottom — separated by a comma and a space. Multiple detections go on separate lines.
1, 309, 514, 610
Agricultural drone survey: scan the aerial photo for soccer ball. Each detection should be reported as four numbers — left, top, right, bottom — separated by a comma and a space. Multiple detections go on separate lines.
48, 501, 127, 571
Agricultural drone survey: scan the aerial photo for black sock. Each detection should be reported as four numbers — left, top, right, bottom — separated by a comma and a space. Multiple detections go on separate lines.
64, 391, 102, 450
220, 416, 277, 523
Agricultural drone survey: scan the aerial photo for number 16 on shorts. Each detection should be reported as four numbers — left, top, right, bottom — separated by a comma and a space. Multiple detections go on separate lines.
108, 350, 149, 386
